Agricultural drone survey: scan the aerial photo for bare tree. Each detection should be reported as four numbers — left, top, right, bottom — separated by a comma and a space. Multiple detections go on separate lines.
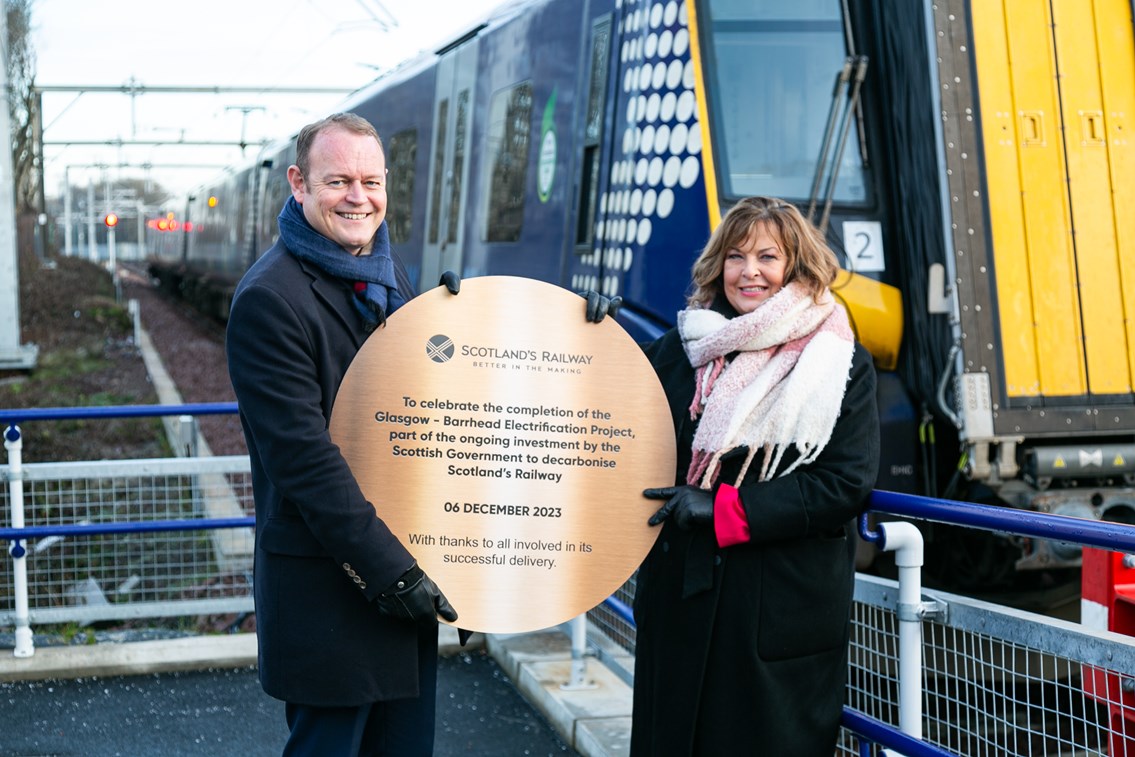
6, 0, 38, 213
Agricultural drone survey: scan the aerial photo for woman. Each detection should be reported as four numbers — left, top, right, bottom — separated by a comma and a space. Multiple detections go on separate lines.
632, 197, 880, 755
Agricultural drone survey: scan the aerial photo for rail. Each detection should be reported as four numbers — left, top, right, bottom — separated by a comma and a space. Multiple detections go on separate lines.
0, 402, 239, 425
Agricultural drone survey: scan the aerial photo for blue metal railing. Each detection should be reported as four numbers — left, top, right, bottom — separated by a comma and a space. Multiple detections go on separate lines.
0, 518, 254, 542
0, 402, 238, 427
861, 489, 1135, 552
841, 709, 954, 757
1, 402, 249, 550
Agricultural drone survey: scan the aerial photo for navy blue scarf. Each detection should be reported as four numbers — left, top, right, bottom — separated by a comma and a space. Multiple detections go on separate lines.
277, 196, 405, 328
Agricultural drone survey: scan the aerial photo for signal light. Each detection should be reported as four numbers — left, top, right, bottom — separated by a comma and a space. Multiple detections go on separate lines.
104, 213, 119, 228
146, 215, 193, 232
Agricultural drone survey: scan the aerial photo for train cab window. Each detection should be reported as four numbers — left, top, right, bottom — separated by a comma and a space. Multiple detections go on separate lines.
428, 100, 449, 244
482, 81, 533, 243
699, 0, 868, 203
386, 129, 417, 245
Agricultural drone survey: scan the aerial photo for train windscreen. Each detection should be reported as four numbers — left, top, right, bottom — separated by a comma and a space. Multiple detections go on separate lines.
699, 0, 868, 204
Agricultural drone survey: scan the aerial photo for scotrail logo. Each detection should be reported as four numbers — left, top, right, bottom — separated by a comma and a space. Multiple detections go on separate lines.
426, 334, 455, 363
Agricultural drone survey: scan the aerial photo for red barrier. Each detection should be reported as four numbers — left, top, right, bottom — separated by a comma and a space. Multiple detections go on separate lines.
1082, 547, 1135, 756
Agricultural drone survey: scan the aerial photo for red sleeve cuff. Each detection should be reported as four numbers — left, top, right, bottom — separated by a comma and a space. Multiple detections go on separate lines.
714, 483, 750, 547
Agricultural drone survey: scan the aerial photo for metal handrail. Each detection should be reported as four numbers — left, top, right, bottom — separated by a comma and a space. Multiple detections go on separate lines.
840, 709, 954, 756
860, 489, 1135, 552
0, 402, 238, 428
0, 518, 254, 542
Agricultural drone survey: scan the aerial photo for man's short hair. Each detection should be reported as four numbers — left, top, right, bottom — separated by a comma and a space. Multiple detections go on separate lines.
294, 113, 383, 176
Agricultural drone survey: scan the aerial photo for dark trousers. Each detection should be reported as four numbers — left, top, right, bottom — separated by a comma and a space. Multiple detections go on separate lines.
282, 629, 439, 756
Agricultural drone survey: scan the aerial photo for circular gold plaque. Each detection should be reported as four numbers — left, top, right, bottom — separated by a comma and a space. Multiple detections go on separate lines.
329, 276, 675, 633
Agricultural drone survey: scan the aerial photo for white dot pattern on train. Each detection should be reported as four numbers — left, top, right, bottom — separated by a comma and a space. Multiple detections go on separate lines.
573, 0, 701, 299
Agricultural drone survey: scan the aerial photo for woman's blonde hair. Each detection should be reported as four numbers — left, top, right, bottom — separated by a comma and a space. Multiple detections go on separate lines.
688, 196, 839, 308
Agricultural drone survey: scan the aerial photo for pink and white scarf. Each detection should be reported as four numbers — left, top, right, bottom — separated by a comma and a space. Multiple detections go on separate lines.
679, 281, 855, 488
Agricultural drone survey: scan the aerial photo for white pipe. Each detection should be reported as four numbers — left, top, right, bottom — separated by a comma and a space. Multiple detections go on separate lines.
569, 613, 587, 686
559, 613, 596, 690
4, 426, 35, 657
64, 167, 73, 257
879, 521, 924, 744
87, 181, 96, 262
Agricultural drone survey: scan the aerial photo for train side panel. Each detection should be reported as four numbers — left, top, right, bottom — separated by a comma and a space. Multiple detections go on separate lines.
581, 1, 710, 339
935, 0, 1135, 444
452, 0, 589, 285
352, 57, 439, 289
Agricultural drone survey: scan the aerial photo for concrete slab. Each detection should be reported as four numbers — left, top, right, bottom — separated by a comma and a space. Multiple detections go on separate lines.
485, 628, 572, 679
0, 633, 257, 682
577, 715, 633, 757
487, 628, 633, 757
0, 624, 481, 684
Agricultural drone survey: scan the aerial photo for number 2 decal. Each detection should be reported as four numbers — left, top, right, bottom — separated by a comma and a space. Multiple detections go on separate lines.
841, 221, 885, 273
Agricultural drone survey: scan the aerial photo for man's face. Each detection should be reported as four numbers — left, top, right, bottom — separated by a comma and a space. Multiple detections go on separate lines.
287, 126, 387, 255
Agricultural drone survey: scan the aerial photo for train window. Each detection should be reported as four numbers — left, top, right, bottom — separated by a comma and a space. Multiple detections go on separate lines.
482, 81, 533, 243
428, 99, 449, 244
700, 0, 868, 203
447, 89, 470, 244
259, 174, 289, 249
386, 129, 417, 245
577, 16, 612, 249
576, 147, 601, 246
585, 19, 611, 143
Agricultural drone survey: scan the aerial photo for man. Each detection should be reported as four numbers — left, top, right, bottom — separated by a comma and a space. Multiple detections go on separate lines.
226, 112, 459, 756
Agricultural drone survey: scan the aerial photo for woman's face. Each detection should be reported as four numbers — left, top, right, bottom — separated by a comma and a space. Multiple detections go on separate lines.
722, 221, 787, 314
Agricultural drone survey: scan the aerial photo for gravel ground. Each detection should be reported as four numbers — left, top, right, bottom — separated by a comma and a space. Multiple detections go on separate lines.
2, 254, 164, 461
118, 265, 247, 457
2, 251, 244, 460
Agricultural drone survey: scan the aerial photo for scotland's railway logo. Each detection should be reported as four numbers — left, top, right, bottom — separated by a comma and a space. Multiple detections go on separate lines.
426, 334, 455, 363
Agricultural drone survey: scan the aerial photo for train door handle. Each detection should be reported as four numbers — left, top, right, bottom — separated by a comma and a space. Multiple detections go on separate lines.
1080, 110, 1105, 146
1020, 110, 1045, 146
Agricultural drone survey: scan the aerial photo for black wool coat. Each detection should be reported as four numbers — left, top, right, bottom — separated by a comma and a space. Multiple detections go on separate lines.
630, 327, 880, 756
226, 241, 424, 707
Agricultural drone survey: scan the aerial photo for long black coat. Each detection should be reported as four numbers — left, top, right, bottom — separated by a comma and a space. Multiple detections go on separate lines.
226, 241, 424, 707
631, 328, 879, 756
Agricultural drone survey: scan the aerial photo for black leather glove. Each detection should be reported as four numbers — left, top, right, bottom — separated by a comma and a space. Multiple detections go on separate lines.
644, 485, 714, 529
374, 563, 459, 624
578, 290, 623, 323
439, 271, 461, 295
458, 628, 475, 646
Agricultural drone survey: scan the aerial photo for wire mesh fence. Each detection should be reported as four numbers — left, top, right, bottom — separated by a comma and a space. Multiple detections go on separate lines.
0, 456, 254, 626
842, 574, 1135, 756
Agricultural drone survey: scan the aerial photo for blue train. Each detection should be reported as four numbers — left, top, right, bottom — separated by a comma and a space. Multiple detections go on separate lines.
148, 0, 1135, 590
